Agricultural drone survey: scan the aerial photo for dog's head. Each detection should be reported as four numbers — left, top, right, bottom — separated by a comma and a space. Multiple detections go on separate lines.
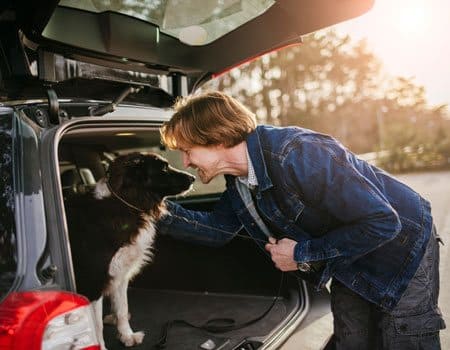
106, 152, 195, 215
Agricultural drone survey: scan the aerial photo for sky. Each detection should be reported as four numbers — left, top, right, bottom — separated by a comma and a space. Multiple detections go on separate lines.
332, 0, 450, 107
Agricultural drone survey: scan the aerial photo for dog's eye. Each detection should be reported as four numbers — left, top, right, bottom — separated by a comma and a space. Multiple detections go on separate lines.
162, 164, 169, 172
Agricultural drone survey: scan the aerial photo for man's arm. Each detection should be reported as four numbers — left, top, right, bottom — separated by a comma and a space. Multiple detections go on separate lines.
157, 190, 244, 247
275, 138, 401, 267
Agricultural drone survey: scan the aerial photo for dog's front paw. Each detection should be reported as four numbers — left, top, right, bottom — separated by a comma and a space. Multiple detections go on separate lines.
118, 331, 145, 347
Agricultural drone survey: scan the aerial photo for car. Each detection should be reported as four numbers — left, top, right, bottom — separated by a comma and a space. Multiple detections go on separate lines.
0, 1, 374, 349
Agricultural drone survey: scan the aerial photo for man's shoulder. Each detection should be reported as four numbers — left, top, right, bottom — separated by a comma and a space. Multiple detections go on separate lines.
256, 126, 361, 173
256, 125, 338, 153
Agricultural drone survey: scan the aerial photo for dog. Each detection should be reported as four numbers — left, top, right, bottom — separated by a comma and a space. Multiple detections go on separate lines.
64, 152, 195, 349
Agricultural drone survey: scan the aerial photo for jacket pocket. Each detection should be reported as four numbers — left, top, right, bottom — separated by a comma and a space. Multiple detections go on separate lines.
270, 191, 305, 222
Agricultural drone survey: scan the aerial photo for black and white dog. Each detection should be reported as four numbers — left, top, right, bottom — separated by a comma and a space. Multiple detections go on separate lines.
64, 152, 194, 349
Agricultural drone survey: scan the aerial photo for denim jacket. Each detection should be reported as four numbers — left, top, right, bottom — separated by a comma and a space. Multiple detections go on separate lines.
157, 125, 433, 311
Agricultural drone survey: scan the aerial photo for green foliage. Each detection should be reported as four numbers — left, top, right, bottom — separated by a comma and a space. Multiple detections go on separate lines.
377, 107, 450, 172
203, 29, 450, 173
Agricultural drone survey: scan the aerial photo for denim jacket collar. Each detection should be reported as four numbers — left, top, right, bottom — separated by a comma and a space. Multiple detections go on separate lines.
246, 127, 273, 192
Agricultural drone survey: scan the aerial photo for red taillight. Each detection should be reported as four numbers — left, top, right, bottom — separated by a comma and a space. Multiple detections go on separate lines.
0, 291, 100, 350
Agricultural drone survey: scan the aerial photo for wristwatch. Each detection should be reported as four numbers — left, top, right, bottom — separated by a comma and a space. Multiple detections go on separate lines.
296, 262, 311, 272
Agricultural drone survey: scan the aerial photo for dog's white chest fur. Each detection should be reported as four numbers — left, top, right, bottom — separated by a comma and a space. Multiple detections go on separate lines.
93, 181, 156, 289
108, 217, 156, 284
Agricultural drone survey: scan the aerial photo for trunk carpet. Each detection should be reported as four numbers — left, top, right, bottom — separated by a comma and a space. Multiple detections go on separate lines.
103, 287, 291, 350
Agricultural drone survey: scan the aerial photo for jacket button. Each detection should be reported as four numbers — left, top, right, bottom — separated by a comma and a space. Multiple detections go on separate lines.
250, 223, 255, 226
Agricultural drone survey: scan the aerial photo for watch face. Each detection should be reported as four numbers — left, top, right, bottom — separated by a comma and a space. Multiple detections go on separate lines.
297, 262, 311, 272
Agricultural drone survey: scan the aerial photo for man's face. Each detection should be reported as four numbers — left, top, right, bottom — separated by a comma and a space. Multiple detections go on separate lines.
179, 144, 225, 184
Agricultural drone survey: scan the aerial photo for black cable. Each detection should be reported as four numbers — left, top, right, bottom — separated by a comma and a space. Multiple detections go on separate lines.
153, 272, 285, 349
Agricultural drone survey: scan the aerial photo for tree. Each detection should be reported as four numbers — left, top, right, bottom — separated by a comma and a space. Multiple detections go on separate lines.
203, 29, 450, 172
207, 30, 387, 152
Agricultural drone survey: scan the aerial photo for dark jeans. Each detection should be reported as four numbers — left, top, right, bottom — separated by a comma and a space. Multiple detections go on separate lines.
331, 227, 446, 350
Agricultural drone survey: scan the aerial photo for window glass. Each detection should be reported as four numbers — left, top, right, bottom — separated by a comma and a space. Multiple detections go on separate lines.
59, 0, 275, 45
0, 113, 17, 298
59, 128, 226, 199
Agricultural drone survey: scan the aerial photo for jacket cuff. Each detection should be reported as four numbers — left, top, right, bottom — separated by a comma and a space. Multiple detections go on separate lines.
294, 239, 341, 262
294, 240, 311, 263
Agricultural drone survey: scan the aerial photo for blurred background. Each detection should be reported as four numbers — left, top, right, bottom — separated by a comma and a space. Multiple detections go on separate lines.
205, 0, 450, 174
203, 0, 449, 347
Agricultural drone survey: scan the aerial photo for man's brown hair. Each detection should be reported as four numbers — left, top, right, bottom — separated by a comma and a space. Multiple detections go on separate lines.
161, 91, 257, 149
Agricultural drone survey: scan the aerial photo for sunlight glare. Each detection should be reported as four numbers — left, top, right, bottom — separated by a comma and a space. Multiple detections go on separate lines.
396, 1, 429, 37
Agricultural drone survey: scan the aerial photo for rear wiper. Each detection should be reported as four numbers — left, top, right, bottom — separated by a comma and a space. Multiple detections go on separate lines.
89, 85, 143, 116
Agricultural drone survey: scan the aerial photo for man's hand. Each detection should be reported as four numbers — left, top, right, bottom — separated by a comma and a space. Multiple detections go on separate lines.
265, 237, 298, 271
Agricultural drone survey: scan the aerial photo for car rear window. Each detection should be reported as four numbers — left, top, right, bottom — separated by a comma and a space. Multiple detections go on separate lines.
59, 0, 275, 45
0, 111, 17, 299
59, 127, 226, 199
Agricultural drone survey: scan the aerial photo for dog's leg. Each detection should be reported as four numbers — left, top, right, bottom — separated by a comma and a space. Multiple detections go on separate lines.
103, 311, 130, 325
110, 278, 144, 347
91, 297, 107, 350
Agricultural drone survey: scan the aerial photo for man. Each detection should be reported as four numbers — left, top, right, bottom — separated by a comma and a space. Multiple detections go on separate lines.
157, 91, 445, 349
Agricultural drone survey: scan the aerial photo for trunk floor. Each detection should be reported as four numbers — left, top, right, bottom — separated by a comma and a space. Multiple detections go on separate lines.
103, 287, 290, 350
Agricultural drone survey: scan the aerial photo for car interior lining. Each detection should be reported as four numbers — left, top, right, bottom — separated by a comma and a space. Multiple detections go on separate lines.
58, 125, 305, 349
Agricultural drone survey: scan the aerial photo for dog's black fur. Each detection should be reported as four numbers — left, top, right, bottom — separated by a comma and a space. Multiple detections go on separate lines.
64, 152, 194, 348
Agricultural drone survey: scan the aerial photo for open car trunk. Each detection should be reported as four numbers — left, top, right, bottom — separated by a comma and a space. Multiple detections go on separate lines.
56, 115, 308, 350
104, 236, 304, 349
